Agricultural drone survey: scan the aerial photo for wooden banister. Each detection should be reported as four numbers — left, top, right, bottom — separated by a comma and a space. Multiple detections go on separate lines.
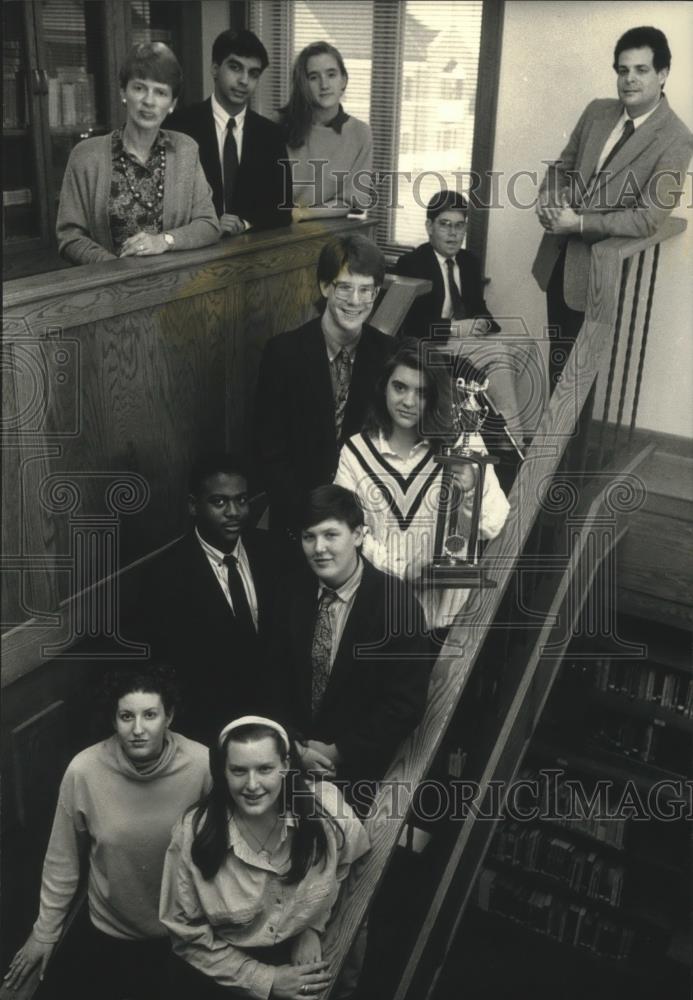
320, 219, 687, 995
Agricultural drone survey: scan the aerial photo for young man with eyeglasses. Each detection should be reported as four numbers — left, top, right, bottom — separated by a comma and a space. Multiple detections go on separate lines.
395, 189, 532, 451
253, 234, 394, 541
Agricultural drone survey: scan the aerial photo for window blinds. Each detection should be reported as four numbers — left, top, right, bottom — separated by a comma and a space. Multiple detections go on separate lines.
249, 0, 484, 253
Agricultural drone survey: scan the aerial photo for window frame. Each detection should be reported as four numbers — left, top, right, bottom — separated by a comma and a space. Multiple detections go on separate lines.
244, 0, 504, 270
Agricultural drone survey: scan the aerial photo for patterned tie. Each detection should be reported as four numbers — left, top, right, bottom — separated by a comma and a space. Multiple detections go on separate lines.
446, 258, 467, 321
599, 118, 635, 174
223, 117, 239, 213
223, 554, 255, 633
333, 349, 351, 440
311, 588, 338, 717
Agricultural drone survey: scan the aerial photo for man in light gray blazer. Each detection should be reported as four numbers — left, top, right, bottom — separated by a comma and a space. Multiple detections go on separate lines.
532, 25, 693, 386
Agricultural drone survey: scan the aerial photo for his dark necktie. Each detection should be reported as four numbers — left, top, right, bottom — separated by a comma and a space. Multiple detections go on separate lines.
223, 116, 239, 213
446, 257, 467, 321
223, 554, 255, 633
598, 118, 635, 175
333, 349, 351, 440
311, 588, 338, 717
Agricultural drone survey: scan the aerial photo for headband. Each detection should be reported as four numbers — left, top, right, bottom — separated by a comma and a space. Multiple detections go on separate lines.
218, 716, 291, 755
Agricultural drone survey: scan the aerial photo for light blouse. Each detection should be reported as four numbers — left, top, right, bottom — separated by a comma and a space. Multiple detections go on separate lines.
160, 780, 370, 999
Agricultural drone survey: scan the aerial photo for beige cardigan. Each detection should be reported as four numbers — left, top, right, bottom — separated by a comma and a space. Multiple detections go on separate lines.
56, 129, 221, 264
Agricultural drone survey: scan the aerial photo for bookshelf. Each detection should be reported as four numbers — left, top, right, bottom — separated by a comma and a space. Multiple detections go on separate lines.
467, 614, 691, 991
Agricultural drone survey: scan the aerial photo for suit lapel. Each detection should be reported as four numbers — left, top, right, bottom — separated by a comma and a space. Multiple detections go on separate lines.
595, 99, 669, 188
302, 320, 338, 441
318, 561, 377, 715
421, 244, 446, 316
185, 533, 233, 624
578, 104, 623, 194
292, 575, 319, 719
200, 99, 223, 205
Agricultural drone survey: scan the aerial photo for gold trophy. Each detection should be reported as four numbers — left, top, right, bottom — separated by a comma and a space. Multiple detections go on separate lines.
426, 376, 499, 588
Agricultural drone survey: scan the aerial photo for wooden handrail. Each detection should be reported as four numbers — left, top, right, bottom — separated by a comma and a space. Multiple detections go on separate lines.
402, 442, 653, 1000
320, 218, 687, 994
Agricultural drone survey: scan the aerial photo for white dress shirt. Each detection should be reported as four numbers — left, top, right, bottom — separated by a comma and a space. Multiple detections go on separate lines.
195, 527, 259, 629
595, 101, 660, 172
211, 93, 247, 175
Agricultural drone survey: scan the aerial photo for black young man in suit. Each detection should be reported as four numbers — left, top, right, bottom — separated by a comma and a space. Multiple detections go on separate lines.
265, 485, 432, 813
253, 234, 395, 541
137, 454, 272, 745
169, 29, 291, 234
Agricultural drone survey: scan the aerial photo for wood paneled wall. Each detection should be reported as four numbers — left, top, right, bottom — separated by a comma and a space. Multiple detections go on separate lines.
1, 219, 372, 679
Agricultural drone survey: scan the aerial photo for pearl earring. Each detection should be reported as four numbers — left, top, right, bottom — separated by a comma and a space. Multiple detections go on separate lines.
122, 98, 127, 105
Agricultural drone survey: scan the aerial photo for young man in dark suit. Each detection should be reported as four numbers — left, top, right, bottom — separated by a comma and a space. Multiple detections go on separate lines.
168, 29, 291, 234
395, 190, 532, 449
136, 454, 272, 745
253, 234, 395, 540
265, 485, 432, 811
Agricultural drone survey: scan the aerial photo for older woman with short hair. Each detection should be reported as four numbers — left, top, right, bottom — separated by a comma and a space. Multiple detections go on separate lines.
56, 42, 220, 264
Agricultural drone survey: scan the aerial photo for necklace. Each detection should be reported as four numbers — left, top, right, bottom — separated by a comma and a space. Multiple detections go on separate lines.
118, 135, 166, 211
237, 813, 281, 856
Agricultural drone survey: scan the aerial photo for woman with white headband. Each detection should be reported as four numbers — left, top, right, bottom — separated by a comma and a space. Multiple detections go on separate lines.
160, 716, 370, 998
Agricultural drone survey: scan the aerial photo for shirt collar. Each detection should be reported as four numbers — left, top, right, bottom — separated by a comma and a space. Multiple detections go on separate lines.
323, 326, 361, 363
112, 126, 170, 160
617, 98, 661, 130
433, 248, 458, 271
318, 555, 363, 604
320, 104, 350, 134
195, 526, 242, 565
211, 92, 248, 132
227, 811, 297, 871
377, 428, 428, 460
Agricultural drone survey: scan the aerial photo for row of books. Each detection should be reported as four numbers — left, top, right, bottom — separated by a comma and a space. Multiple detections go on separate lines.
4, 41, 25, 128
591, 713, 689, 769
48, 70, 97, 127
516, 768, 627, 848
476, 868, 636, 959
489, 822, 624, 906
592, 658, 692, 716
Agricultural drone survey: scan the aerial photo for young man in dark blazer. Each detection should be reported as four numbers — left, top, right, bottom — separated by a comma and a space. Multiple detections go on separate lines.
168, 29, 291, 234
136, 454, 273, 745
253, 234, 395, 540
265, 485, 432, 811
395, 190, 532, 448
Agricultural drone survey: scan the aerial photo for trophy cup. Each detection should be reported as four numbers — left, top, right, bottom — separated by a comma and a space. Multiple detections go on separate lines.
426, 376, 499, 588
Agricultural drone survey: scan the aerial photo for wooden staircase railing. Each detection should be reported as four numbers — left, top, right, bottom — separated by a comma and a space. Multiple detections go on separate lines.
320, 218, 687, 997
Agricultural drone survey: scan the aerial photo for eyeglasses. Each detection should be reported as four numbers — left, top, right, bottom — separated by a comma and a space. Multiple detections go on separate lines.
435, 219, 467, 233
331, 282, 379, 303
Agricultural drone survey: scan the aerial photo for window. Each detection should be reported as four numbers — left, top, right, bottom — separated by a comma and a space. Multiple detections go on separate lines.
249, 0, 497, 256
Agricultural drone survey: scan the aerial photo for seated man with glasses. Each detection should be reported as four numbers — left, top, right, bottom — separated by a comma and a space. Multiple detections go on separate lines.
395, 190, 540, 452
253, 234, 394, 543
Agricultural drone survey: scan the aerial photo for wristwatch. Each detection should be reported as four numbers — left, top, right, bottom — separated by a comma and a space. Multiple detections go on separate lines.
163, 232, 175, 249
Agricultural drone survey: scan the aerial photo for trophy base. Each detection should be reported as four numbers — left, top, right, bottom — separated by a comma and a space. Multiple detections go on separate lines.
424, 561, 497, 589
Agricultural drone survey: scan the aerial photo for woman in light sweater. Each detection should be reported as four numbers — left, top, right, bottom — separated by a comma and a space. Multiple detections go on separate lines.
276, 42, 373, 222
56, 42, 220, 264
335, 341, 510, 631
4, 669, 210, 1000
